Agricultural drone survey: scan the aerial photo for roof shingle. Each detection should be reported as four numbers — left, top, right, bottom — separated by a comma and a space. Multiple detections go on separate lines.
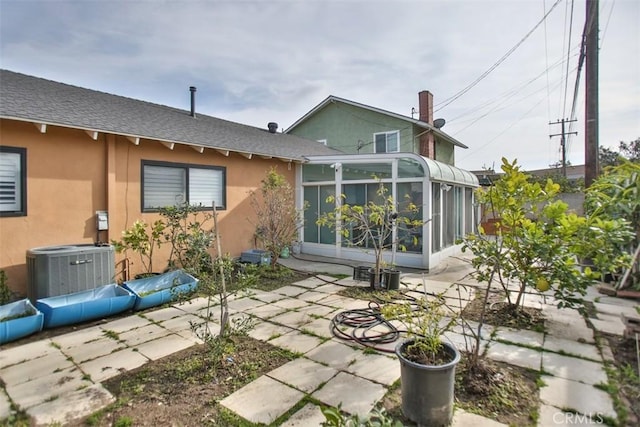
0, 69, 341, 161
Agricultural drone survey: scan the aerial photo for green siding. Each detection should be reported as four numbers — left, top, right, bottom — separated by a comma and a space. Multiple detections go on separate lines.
290, 103, 416, 154
289, 100, 457, 165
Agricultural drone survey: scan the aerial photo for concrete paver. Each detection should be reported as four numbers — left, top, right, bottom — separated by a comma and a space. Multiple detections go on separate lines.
5, 366, 91, 409
314, 283, 347, 294
542, 352, 608, 385
219, 375, 304, 425
306, 340, 363, 370
312, 371, 387, 418
0, 351, 72, 386
142, 306, 186, 322
493, 327, 544, 348
298, 290, 331, 303
0, 339, 56, 367
78, 347, 149, 383
135, 333, 195, 360
0, 389, 12, 419
118, 322, 172, 346
280, 403, 326, 427
61, 337, 126, 364
539, 375, 616, 419
158, 312, 203, 334
50, 325, 106, 349
486, 341, 542, 370
246, 320, 293, 342
267, 358, 338, 393
175, 296, 216, 313
537, 404, 607, 426
296, 302, 337, 318
543, 306, 595, 343
345, 352, 400, 386
589, 314, 626, 336
100, 314, 153, 333
290, 276, 333, 289
27, 383, 114, 426
245, 289, 286, 303
243, 302, 288, 319
592, 301, 639, 318
543, 336, 601, 362
274, 285, 309, 298
301, 317, 333, 338
227, 296, 266, 312
272, 297, 311, 310
316, 294, 358, 309
452, 409, 508, 426
270, 309, 315, 328
269, 330, 325, 354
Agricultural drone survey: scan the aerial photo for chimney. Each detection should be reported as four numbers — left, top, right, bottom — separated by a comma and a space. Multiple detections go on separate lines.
418, 90, 436, 159
267, 122, 278, 133
189, 86, 197, 118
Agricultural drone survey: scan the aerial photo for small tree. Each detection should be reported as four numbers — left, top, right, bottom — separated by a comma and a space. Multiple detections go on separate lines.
160, 202, 215, 276
112, 219, 165, 275
585, 161, 640, 288
249, 168, 304, 267
462, 158, 633, 312
317, 181, 422, 288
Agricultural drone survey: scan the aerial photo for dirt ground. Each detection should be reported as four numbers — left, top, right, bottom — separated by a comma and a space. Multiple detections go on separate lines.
78, 335, 297, 427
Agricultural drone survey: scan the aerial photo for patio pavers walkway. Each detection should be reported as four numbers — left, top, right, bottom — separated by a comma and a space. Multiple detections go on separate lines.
0, 253, 636, 426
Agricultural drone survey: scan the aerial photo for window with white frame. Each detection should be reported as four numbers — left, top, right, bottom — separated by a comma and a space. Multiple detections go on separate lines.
0, 146, 26, 216
142, 160, 225, 211
374, 131, 399, 153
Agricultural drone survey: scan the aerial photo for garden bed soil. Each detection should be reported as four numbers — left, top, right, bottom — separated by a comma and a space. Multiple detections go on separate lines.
62, 335, 296, 426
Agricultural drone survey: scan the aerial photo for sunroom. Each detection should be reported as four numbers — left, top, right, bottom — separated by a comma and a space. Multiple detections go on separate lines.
297, 153, 479, 271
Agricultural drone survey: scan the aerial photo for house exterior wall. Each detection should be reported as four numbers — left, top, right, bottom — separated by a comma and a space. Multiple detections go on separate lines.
288, 102, 416, 154
0, 119, 293, 297
435, 139, 455, 165
289, 101, 456, 166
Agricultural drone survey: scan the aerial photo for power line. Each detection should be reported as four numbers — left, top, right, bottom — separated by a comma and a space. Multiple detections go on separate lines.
447, 47, 580, 125
456, 96, 549, 164
561, 0, 577, 120
434, 0, 564, 112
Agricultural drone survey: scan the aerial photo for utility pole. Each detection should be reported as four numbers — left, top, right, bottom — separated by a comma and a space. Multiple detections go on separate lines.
585, 0, 599, 187
549, 118, 578, 178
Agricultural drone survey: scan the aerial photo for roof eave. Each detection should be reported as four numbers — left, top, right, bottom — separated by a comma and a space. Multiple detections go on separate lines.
1, 115, 307, 163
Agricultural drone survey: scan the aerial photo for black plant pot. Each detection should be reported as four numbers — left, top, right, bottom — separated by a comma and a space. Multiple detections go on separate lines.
383, 269, 400, 290
395, 339, 461, 426
368, 268, 384, 290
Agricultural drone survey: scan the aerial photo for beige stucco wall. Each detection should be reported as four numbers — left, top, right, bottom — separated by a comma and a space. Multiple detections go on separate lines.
0, 119, 294, 296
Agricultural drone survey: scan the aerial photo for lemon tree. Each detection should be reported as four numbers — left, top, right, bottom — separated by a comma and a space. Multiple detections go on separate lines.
462, 158, 633, 312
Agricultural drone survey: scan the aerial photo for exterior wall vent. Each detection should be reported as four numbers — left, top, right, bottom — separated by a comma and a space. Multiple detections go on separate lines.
26, 244, 115, 301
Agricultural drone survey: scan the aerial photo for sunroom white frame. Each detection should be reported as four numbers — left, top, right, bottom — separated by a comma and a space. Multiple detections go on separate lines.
297, 152, 479, 271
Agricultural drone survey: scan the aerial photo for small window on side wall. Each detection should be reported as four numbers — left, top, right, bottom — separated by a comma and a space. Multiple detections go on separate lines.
373, 131, 399, 153
0, 146, 27, 217
141, 160, 226, 211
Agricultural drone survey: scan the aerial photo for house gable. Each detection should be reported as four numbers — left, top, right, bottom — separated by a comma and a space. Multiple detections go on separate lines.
286, 94, 467, 166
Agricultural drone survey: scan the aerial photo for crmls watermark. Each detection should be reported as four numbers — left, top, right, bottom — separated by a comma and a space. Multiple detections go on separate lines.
552, 412, 605, 425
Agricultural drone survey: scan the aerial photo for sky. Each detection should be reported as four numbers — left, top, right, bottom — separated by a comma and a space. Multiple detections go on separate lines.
1, 0, 638, 172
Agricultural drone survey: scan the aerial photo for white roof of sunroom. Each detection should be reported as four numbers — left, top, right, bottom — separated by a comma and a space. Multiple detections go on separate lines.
304, 153, 479, 187
422, 156, 479, 186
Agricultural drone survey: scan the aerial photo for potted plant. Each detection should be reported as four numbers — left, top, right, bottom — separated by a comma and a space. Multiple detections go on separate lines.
112, 219, 166, 278
317, 181, 422, 290
382, 289, 459, 426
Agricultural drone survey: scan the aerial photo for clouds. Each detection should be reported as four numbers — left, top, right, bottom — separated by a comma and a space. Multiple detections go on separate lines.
1, 0, 638, 171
